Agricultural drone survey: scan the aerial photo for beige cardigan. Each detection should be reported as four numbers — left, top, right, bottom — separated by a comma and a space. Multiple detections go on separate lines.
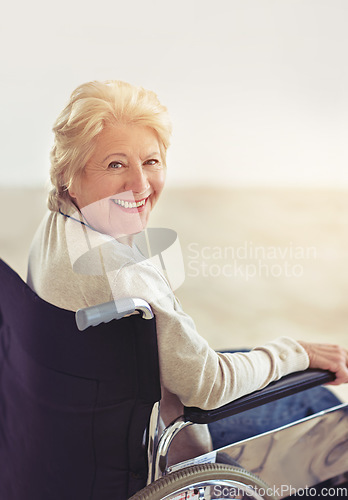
27, 207, 309, 465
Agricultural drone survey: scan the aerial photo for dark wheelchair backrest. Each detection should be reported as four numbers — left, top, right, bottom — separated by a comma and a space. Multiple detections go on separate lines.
0, 259, 161, 500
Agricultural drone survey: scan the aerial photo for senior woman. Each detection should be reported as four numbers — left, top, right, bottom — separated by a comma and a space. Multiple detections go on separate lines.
27, 80, 348, 465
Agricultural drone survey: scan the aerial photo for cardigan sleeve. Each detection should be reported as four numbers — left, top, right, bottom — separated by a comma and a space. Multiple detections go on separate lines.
106, 256, 309, 410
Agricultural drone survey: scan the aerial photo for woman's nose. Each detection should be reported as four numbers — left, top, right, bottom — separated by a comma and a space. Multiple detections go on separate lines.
123, 166, 149, 194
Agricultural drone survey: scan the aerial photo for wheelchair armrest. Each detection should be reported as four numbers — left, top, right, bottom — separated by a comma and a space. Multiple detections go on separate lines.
184, 369, 335, 424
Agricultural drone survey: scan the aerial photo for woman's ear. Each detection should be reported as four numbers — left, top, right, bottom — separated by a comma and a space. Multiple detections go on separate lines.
67, 179, 79, 200
67, 180, 83, 210
68, 187, 77, 199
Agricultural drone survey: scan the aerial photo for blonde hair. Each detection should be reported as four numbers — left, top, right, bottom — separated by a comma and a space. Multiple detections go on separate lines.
48, 80, 172, 212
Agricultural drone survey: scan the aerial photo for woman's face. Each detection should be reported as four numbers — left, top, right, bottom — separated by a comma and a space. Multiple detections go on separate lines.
69, 123, 165, 239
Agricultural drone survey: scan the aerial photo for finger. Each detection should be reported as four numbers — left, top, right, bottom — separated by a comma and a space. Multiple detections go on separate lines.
326, 362, 348, 385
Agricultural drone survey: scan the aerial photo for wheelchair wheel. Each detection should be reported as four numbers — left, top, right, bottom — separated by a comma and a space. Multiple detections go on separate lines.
129, 463, 278, 500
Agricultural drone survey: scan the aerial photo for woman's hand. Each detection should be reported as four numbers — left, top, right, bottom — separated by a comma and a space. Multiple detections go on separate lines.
297, 341, 348, 385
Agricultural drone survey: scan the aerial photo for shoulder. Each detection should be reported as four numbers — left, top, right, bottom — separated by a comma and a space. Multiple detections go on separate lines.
27, 208, 115, 309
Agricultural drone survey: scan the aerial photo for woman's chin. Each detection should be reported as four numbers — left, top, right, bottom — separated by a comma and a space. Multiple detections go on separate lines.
81, 201, 150, 239
108, 217, 147, 240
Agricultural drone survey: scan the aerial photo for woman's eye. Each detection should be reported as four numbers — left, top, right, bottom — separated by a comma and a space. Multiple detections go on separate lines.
108, 161, 123, 169
145, 159, 160, 166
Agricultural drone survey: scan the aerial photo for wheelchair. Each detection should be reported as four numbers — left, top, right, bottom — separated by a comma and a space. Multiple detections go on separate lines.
0, 258, 347, 500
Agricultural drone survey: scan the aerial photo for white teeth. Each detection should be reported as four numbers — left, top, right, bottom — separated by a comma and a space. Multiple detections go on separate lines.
113, 198, 147, 208
115, 199, 125, 207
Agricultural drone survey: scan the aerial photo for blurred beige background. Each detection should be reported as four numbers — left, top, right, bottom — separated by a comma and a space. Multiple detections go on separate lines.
1, 186, 347, 402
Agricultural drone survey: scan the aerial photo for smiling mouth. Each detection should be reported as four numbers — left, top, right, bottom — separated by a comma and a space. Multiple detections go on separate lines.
112, 197, 148, 209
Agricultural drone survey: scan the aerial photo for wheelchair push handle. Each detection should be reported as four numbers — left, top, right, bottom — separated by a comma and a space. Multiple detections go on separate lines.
184, 368, 336, 424
75, 298, 154, 331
